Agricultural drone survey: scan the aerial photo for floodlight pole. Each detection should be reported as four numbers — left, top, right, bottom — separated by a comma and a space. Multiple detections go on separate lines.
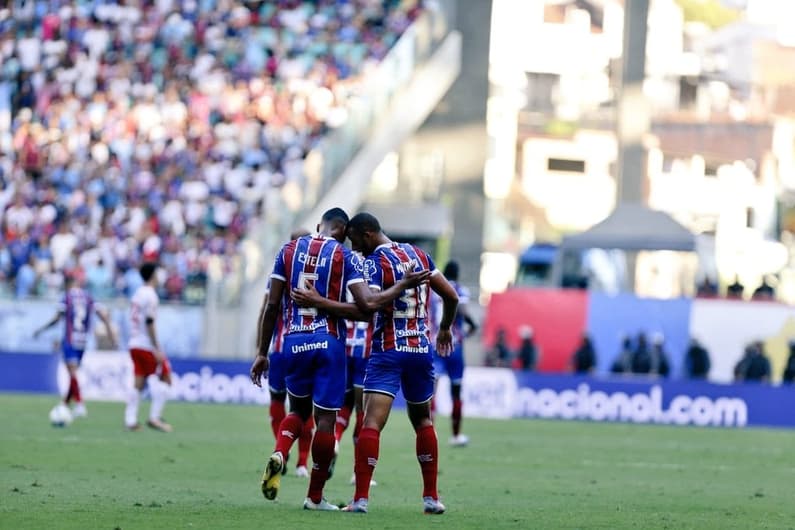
616, 0, 650, 291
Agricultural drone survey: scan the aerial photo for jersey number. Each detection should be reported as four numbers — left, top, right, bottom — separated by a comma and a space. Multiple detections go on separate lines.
393, 285, 428, 319
297, 272, 319, 316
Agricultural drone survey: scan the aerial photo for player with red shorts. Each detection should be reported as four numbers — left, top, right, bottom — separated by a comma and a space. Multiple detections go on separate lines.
124, 262, 172, 432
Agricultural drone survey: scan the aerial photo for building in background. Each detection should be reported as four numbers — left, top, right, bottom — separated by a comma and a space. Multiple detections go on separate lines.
482, 0, 795, 303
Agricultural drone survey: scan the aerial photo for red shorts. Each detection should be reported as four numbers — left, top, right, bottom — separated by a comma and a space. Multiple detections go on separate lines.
130, 348, 171, 378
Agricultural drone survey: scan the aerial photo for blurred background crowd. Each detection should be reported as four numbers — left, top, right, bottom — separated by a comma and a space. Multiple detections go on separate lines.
0, 0, 421, 303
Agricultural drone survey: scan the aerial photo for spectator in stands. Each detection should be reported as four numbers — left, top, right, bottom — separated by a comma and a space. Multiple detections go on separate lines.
630, 332, 652, 375
734, 342, 771, 383
486, 327, 512, 367
684, 338, 711, 380
751, 276, 775, 301
695, 276, 718, 298
610, 335, 633, 374
15, 253, 37, 298
726, 276, 744, 299
783, 341, 795, 384
515, 325, 538, 371
0, 0, 424, 302
649, 332, 670, 378
570, 334, 597, 374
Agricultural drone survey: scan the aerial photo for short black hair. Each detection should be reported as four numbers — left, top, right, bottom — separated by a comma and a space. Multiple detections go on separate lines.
443, 260, 459, 281
347, 212, 381, 234
321, 207, 349, 225
140, 262, 158, 282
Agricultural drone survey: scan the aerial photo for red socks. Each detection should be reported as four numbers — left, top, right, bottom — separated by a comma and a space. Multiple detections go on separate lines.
274, 413, 303, 456
335, 404, 352, 442
269, 399, 286, 440
307, 431, 335, 503
297, 416, 314, 467
65, 374, 81, 404
352, 411, 364, 445
353, 427, 380, 500
416, 424, 439, 499
452, 399, 463, 436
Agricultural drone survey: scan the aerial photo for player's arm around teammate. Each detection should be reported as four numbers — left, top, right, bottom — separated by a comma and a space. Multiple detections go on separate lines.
289, 269, 432, 320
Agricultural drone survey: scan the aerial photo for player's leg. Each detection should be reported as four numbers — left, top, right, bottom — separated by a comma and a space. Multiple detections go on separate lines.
263, 335, 313, 500
348, 357, 376, 485
262, 392, 311, 500
267, 351, 288, 440
269, 391, 287, 439
147, 373, 172, 432
404, 351, 445, 514
125, 349, 156, 430
61, 344, 85, 411
345, 351, 399, 512
430, 354, 445, 421
303, 335, 346, 511
295, 414, 314, 477
447, 345, 467, 446
335, 357, 357, 442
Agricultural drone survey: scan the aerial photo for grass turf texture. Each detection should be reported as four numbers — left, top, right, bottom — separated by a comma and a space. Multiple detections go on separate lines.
1, 394, 794, 529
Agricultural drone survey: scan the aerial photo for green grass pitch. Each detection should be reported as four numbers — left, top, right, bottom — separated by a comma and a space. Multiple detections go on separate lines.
2, 393, 795, 529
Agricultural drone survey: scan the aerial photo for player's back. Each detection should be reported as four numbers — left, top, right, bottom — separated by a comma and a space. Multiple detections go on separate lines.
129, 285, 159, 350
367, 242, 435, 352
63, 287, 94, 349
275, 235, 363, 340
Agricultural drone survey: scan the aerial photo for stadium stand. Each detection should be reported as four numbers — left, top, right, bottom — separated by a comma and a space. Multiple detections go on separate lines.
0, 0, 423, 302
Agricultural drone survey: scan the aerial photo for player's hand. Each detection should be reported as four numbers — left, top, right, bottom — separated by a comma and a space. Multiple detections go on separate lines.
436, 328, 454, 357
401, 269, 432, 288
158, 358, 173, 386
250, 354, 269, 387
291, 284, 323, 308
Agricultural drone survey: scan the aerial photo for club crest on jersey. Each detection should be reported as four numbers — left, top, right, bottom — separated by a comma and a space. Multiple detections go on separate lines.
363, 259, 378, 281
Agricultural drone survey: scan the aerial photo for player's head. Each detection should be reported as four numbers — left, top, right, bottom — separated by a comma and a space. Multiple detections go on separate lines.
139, 262, 158, 285
64, 273, 76, 289
317, 207, 349, 243
290, 228, 311, 240
443, 260, 459, 281
346, 212, 382, 255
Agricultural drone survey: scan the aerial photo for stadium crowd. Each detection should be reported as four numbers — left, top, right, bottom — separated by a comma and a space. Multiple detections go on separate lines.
0, 0, 423, 302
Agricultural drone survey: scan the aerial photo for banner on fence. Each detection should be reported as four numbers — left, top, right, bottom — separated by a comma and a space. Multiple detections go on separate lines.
5, 353, 795, 428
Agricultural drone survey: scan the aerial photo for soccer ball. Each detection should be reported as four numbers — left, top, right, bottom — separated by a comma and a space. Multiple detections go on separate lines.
49, 404, 73, 427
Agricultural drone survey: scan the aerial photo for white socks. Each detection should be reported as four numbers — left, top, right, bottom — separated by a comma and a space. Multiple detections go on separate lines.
149, 377, 169, 422
125, 388, 140, 427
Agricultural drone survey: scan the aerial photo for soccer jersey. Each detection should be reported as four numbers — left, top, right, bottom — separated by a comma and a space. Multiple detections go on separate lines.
364, 242, 437, 353
429, 280, 470, 344
60, 287, 94, 350
346, 319, 373, 358
345, 284, 373, 358
271, 235, 365, 340
128, 284, 159, 351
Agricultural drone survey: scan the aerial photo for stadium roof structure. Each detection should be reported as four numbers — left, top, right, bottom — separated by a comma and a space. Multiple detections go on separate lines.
560, 202, 696, 252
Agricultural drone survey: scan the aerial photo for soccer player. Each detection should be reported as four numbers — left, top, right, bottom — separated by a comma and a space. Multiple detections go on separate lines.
337, 287, 377, 486
263, 228, 315, 478
249, 208, 427, 511
124, 262, 173, 432
34, 274, 117, 418
430, 260, 478, 447
292, 212, 459, 515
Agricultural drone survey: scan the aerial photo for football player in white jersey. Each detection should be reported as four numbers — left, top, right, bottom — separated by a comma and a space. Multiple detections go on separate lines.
124, 262, 172, 432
